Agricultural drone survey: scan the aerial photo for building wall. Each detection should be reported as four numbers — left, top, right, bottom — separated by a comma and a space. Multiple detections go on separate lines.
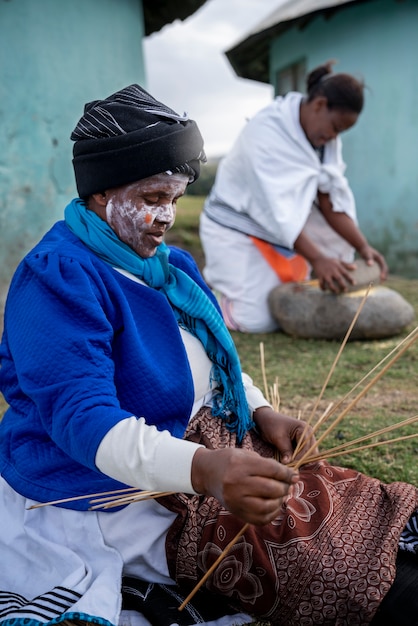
0, 0, 147, 306
269, 0, 418, 277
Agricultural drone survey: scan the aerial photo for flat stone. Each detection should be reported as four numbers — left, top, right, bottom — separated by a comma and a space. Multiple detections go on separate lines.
268, 283, 416, 340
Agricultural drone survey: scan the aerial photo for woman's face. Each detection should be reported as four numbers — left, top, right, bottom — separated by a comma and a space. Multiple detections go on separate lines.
103, 172, 189, 258
301, 97, 358, 148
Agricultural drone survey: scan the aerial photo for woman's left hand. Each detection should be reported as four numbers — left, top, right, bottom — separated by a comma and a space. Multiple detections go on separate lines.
357, 244, 388, 281
253, 406, 318, 464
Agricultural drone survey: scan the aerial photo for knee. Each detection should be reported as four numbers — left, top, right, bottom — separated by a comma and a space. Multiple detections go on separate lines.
219, 294, 279, 334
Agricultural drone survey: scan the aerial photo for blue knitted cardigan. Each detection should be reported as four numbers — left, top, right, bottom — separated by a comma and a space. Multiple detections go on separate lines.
0, 217, 251, 510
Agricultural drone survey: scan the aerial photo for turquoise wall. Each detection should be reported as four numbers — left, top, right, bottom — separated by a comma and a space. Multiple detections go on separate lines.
0, 0, 147, 305
269, 0, 418, 277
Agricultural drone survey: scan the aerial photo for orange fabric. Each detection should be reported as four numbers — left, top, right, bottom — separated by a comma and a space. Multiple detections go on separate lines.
250, 236, 309, 283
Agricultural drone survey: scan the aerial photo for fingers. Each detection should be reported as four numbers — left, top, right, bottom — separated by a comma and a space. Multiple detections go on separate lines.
314, 259, 356, 293
327, 268, 356, 292
291, 437, 319, 462
222, 454, 299, 525
358, 245, 388, 281
255, 409, 318, 466
231, 468, 296, 500
230, 492, 290, 526
277, 433, 318, 465
223, 469, 299, 526
192, 447, 299, 526
375, 253, 388, 280
291, 423, 318, 459
228, 452, 297, 487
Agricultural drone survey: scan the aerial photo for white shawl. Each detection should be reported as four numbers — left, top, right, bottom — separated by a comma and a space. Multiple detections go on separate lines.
208, 91, 357, 251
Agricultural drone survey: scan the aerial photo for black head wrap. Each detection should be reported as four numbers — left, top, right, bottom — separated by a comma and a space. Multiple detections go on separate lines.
71, 84, 206, 197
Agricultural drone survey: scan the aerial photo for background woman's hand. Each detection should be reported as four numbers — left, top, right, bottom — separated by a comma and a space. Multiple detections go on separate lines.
191, 446, 298, 526
356, 243, 388, 281
294, 230, 356, 294
307, 194, 388, 286
310, 256, 357, 293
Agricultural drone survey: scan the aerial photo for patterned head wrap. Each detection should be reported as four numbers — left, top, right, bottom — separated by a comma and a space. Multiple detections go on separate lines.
71, 84, 206, 197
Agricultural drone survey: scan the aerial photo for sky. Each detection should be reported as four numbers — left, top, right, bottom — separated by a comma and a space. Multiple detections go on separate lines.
143, 0, 285, 158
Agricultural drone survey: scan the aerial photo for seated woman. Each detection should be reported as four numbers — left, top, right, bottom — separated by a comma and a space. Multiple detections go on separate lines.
0, 84, 417, 626
199, 61, 388, 333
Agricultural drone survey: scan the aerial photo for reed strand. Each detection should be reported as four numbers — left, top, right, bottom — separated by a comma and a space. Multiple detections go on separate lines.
292, 284, 371, 458
178, 523, 250, 611
293, 326, 418, 470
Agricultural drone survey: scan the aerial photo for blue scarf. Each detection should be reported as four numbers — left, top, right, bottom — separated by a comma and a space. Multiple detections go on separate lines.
65, 198, 252, 441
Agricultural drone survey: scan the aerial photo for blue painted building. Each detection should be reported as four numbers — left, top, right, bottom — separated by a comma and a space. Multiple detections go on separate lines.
0, 0, 205, 306
226, 0, 418, 277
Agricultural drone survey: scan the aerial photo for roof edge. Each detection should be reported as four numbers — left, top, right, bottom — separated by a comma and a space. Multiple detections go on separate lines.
143, 0, 207, 36
225, 0, 368, 83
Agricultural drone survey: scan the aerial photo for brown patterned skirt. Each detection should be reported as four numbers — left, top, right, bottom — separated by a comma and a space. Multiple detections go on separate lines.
158, 408, 418, 626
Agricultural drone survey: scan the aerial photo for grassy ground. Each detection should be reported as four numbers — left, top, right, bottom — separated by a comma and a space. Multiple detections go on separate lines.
0, 195, 417, 626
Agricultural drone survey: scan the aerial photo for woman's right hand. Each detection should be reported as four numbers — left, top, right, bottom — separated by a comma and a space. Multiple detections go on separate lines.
310, 256, 357, 293
294, 229, 356, 293
191, 447, 299, 526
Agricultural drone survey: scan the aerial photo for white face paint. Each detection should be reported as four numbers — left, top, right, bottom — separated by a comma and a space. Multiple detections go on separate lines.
104, 172, 188, 258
